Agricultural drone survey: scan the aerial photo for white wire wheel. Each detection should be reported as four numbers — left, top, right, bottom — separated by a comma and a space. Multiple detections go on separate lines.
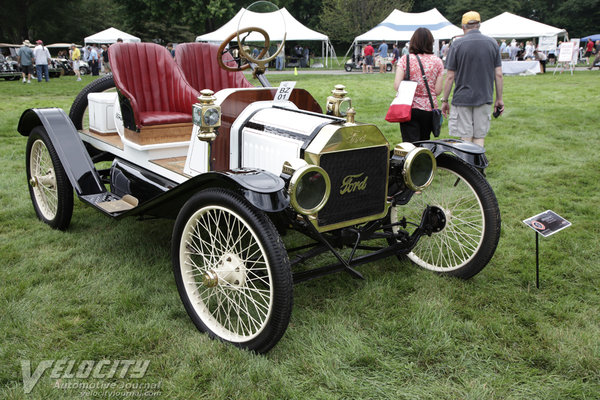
172, 189, 292, 353
25, 126, 73, 230
390, 154, 501, 279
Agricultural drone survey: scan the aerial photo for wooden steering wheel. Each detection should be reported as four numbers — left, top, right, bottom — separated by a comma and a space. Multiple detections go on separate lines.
217, 26, 285, 72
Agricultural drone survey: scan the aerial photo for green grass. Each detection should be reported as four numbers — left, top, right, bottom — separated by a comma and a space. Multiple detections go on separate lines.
1, 71, 599, 399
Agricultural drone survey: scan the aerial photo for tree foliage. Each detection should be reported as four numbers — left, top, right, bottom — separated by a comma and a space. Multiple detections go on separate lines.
1, 0, 599, 47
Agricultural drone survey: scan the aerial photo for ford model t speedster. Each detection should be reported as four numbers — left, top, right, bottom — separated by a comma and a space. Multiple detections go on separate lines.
17, 6, 500, 353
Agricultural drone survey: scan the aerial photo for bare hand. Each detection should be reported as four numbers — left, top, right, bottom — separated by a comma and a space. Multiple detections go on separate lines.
494, 99, 504, 116
441, 102, 450, 118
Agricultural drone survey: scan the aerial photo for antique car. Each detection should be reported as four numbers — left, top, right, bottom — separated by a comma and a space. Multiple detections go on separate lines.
17, 7, 500, 353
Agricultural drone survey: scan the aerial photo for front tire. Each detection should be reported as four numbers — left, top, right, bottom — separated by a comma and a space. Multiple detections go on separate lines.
390, 154, 501, 279
172, 189, 293, 353
344, 64, 353, 72
26, 126, 74, 230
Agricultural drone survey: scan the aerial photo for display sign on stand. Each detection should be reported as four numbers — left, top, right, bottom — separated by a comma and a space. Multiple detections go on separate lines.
554, 41, 576, 75
523, 210, 571, 288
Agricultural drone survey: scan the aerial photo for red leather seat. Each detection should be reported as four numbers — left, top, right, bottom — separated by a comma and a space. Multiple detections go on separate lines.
109, 43, 200, 130
175, 43, 253, 93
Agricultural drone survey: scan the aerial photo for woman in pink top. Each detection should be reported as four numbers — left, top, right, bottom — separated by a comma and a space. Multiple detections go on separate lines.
394, 27, 444, 142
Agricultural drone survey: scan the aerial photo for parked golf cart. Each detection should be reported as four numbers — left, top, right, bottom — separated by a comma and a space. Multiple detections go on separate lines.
17, 3, 500, 353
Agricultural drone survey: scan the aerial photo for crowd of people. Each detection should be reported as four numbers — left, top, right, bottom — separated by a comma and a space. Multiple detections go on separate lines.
14, 38, 124, 83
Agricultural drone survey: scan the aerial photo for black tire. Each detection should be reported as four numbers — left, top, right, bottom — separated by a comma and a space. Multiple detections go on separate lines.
26, 126, 74, 230
344, 64, 353, 72
388, 154, 501, 279
171, 189, 293, 353
80, 66, 89, 75
69, 74, 115, 129
386, 63, 393, 72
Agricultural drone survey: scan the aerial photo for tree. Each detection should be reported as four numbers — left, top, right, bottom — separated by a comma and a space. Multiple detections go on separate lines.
319, 0, 413, 51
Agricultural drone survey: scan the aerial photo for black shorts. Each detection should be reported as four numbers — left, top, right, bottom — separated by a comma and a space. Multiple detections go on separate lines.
365, 55, 373, 66
21, 64, 33, 74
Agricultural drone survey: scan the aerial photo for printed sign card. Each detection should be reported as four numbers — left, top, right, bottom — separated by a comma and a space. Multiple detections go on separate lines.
523, 210, 571, 237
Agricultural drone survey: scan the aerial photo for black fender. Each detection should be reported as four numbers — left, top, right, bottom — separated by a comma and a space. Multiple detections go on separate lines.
119, 168, 290, 220
17, 108, 106, 196
415, 139, 488, 169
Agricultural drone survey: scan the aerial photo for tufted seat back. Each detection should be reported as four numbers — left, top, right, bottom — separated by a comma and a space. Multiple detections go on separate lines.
175, 43, 253, 93
109, 43, 200, 129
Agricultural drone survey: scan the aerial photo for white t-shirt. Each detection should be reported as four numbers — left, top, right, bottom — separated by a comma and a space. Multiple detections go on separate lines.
33, 45, 51, 65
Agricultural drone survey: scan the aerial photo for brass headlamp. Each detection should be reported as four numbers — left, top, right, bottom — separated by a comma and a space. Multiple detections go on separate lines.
193, 89, 221, 142
326, 84, 352, 117
282, 159, 331, 215
393, 143, 436, 191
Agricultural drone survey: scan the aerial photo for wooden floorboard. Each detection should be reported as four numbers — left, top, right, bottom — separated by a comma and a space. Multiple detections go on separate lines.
80, 129, 124, 150
150, 156, 189, 177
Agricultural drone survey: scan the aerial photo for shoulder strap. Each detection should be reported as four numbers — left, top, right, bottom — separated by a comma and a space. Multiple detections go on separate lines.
404, 54, 410, 81
416, 55, 435, 109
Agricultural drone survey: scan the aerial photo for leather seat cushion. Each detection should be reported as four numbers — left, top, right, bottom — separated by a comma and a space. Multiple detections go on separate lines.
175, 43, 253, 93
139, 111, 192, 126
109, 43, 200, 129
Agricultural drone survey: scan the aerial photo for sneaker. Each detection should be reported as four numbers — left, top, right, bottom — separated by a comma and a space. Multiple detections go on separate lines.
22, 78, 26, 83
27, 80, 31, 84
76, 78, 82, 81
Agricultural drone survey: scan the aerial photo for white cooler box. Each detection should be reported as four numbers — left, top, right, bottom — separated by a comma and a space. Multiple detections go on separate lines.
88, 92, 118, 134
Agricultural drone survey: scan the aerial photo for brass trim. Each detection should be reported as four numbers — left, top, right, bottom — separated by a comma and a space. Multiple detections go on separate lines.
300, 121, 391, 232
310, 203, 392, 233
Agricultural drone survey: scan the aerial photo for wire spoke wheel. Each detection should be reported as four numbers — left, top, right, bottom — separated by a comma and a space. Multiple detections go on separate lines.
172, 189, 292, 353
26, 126, 73, 230
390, 154, 501, 279
29, 139, 58, 220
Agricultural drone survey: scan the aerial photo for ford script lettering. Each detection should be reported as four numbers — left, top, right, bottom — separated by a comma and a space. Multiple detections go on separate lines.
340, 173, 368, 195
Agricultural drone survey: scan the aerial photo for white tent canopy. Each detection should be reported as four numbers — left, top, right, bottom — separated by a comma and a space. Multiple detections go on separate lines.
480, 12, 567, 40
196, 7, 335, 66
354, 8, 463, 43
84, 27, 141, 44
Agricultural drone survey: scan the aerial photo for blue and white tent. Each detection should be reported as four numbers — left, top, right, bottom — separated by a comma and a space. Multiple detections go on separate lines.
353, 8, 462, 43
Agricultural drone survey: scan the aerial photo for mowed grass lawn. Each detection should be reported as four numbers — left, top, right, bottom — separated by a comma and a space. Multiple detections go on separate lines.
0, 70, 599, 399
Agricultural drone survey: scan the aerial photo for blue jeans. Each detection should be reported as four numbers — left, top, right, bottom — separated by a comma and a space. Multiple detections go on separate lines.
36, 64, 49, 82
276, 56, 284, 70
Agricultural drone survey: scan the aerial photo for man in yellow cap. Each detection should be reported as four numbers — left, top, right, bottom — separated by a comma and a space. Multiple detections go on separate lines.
440, 11, 504, 148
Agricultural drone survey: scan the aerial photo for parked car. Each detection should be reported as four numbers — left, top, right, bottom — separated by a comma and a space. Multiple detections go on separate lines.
0, 43, 23, 80
0, 57, 21, 80
345, 55, 393, 72
17, 17, 500, 353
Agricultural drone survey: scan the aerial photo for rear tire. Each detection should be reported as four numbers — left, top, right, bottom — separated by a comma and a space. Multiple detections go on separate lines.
26, 126, 73, 230
388, 154, 501, 279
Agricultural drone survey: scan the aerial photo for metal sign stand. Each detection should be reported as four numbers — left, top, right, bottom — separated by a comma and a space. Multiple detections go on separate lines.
535, 231, 540, 288
523, 210, 571, 289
